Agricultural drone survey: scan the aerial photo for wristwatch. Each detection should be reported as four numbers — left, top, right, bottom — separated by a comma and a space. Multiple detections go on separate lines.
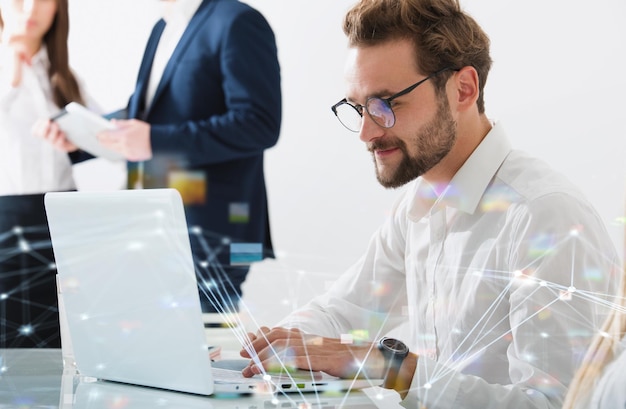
377, 337, 409, 389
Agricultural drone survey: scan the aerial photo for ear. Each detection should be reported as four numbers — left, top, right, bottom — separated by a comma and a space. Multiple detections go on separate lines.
452, 66, 480, 113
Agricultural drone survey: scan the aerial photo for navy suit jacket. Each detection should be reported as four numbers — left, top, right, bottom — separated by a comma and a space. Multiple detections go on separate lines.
128, 0, 281, 257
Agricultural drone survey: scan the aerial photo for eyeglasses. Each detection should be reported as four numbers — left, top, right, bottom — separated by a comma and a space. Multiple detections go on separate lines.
331, 67, 455, 132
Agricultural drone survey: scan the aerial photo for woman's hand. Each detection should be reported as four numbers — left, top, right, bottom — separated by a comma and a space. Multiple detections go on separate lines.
32, 118, 78, 152
5, 34, 32, 88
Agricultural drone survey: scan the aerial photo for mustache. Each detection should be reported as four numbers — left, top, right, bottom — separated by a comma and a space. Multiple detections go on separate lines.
367, 138, 404, 153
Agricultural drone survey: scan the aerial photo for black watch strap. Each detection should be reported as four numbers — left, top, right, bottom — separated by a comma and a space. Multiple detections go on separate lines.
377, 337, 409, 389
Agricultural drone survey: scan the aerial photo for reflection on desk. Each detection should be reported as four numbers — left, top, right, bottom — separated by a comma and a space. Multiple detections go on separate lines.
71, 378, 381, 409
0, 349, 392, 408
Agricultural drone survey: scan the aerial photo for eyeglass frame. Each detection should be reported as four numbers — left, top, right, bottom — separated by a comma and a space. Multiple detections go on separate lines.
330, 66, 457, 132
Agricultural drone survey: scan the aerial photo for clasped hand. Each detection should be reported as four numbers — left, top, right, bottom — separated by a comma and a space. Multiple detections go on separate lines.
239, 326, 385, 380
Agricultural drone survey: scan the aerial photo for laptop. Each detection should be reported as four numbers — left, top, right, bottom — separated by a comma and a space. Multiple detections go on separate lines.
45, 189, 381, 396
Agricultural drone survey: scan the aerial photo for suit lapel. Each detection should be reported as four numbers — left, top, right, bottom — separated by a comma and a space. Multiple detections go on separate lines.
129, 19, 166, 119
146, 0, 216, 118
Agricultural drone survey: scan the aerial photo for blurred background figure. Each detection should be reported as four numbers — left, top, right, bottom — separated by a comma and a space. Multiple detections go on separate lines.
43, 0, 282, 315
113, 0, 282, 315
0, 0, 89, 347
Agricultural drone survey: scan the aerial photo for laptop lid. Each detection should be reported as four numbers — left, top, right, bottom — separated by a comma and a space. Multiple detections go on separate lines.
45, 189, 216, 395
45, 189, 382, 396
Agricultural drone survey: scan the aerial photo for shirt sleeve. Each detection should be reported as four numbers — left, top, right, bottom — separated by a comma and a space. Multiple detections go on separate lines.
277, 192, 411, 339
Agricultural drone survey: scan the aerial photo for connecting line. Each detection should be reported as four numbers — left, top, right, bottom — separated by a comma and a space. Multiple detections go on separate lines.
435, 269, 516, 372
189, 226, 224, 265
0, 231, 16, 243
429, 292, 566, 388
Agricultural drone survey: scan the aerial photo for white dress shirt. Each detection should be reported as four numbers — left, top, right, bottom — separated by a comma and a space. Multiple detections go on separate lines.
0, 45, 76, 195
145, 0, 203, 109
279, 122, 619, 408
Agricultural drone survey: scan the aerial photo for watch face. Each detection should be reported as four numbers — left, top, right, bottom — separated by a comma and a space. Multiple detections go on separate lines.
381, 337, 408, 354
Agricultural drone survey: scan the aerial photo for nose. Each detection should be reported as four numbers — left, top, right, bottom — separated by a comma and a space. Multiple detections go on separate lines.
358, 112, 385, 143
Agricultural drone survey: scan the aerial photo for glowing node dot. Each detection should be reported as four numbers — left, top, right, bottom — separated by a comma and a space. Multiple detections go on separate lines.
0, 293, 7, 300
569, 229, 579, 237
48, 262, 56, 270
199, 260, 209, 268
539, 281, 547, 287
376, 393, 384, 400
600, 331, 611, 338
472, 270, 483, 277
513, 270, 523, 277
80, 314, 89, 321
0, 366, 7, 373
271, 398, 279, 405
281, 299, 289, 306
353, 359, 365, 370
424, 382, 432, 390
263, 374, 272, 381
568, 286, 577, 293
190, 226, 202, 235
221, 237, 231, 245
540, 332, 549, 339
18, 239, 30, 252
19, 325, 33, 335
12, 226, 22, 234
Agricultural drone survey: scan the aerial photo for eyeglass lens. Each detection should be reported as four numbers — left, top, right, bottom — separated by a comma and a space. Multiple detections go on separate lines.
366, 98, 394, 129
334, 103, 362, 132
334, 98, 395, 132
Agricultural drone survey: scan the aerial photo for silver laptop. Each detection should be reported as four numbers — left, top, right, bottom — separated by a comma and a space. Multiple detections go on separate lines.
45, 189, 380, 396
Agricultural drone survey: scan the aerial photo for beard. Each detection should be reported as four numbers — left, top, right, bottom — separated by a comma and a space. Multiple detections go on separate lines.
368, 97, 457, 189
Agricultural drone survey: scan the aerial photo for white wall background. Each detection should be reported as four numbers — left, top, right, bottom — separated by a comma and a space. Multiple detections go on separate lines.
68, 0, 626, 327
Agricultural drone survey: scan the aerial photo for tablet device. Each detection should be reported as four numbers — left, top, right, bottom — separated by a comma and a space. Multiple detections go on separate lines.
52, 102, 124, 162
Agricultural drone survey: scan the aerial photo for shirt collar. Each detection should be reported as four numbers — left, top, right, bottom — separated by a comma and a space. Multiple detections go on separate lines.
31, 46, 49, 67
407, 121, 513, 221
162, 0, 203, 25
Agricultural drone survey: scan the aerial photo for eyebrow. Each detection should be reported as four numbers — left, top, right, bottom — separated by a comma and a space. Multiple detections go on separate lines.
346, 88, 395, 105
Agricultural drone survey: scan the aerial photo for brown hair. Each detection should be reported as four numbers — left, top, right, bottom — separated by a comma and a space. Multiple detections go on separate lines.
0, 0, 84, 107
343, 0, 492, 113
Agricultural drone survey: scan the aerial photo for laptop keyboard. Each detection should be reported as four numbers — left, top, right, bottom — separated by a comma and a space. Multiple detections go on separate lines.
212, 367, 261, 385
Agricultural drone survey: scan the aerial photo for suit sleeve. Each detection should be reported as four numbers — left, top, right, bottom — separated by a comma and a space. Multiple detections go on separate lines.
149, 8, 282, 166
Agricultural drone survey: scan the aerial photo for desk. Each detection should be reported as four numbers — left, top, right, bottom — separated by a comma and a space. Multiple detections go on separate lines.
0, 349, 398, 408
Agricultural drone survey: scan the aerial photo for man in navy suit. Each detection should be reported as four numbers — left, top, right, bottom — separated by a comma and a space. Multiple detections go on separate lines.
105, 0, 281, 313
43, 0, 281, 313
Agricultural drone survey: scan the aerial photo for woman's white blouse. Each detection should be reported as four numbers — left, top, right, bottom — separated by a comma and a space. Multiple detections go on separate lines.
0, 45, 76, 195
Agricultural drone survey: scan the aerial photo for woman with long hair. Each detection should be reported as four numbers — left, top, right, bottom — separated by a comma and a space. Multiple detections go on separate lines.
0, 0, 86, 348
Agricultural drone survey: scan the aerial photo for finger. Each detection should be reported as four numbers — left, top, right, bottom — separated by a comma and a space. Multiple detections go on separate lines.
31, 119, 48, 139
240, 332, 258, 358
242, 362, 261, 378
11, 53, 23, 87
